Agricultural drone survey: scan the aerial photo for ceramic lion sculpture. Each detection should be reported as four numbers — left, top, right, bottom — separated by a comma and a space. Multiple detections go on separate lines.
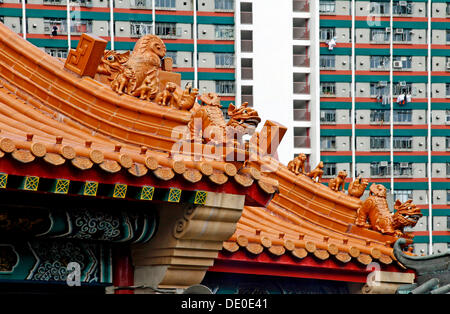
306, 161, 324, 183
328, 170, 347, 192
355, 184, 421, 237
287, 154, 306, 175
347, 176, 369, 198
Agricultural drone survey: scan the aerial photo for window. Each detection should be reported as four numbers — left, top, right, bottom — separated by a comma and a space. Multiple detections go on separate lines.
394, 190, 413, 203
320, 82, 336, 96
370, 82, 390, 97
370, 56, 390, 70
447, 30, 450, 42
393, 56, 412, 69
319, 0, 335, 13
393, 1, 412, 15
45, 48, 68, 59
370, 136, 390, 149
448, 190, 450, 203
393, 136, 412, 150
393, 82, 413, 96
131, 22, 152, 37
215, 0, 234, 11
370, 162, 390, 177
393, 29, 412, 42
132, 0, 150, 8
215, 25, 234, 40
44, 18, 67, 34
320, 109, 336, 123
393, 162, 413, 176
215, 81, 235, 95
370, 28, 390, 43
323, 163, 337, 177
320, 136, 336, 150
370, 1, 390, 15
447, 3, 450, 16
319, 27, 335, 41
447, 163, 450, 176
370, 110, 390, 123
393, 110, 412, 123
446, 137, 450, 149
215, 53, 234, 68
320, 55, 335, 69
155, 0, 175, 9
446, 83, 450, 96
155, 22, 179, 38
165, 51, 177, 65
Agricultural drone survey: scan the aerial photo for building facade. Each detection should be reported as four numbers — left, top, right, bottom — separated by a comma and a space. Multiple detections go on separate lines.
319, 0, 450, 255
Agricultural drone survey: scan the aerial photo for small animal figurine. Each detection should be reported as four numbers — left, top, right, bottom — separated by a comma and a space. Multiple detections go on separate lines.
328, 170, 347, 192
307, 161, 324, 183
154, 82, 177, 106
132, 69, 159, 101
287, 154, 307, 175
111, 66, 136, 95
347, 176, 369, 198
175, 82, 199, 111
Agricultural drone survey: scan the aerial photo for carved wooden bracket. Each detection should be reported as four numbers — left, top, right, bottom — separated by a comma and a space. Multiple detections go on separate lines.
131, 192, 245, 290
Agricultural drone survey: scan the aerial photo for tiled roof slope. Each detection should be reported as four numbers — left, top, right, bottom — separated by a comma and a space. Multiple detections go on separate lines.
223, 158, 402, 266
0, 23, 275, 193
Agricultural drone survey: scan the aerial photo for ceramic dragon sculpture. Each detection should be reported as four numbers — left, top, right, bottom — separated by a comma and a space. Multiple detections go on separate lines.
355, 183, 422, 237
188, 93, 261, 145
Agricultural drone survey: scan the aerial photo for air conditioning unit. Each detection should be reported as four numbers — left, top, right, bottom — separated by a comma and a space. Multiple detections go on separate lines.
446, 62, 450, 70
400, 162, 409, 168
385, 27, 391, 33
380, 161, 388, 167
395, 28, 404, 34
399, 1, 408, 6
399, 81, 407, 87
393, 61, 403, 68
378, 81, 388, 87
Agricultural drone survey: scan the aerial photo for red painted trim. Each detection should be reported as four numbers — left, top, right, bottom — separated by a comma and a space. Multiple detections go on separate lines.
113, 247, 134, 294
0, 157, 272, 206
197, 40, 234, 45
413, 231, 450, 236
209, 251, 412, 283
197, 68, 235, 73
197, 11, 234, 17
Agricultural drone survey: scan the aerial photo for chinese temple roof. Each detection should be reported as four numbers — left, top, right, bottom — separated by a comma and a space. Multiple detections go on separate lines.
0, 22, 419, 275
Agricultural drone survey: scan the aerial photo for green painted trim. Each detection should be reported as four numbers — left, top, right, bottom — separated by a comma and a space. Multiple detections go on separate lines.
320, 75, 352, 82
431, 155, 450, 163
431, 129, 450, 136
320, 20, 352, 28
321, 102, 352, 109
432, 102, 450, 110
198, 72, 235, 80
197, 16, 234, 25
321, 155, 352, 163
432, 182, 450, 190
321, 129, 352, 136
431, 76, 450, 83
420, 209, 450, 217
320, 47, 352, 55
431, 49, 450, 57
414, 236, 450, 244
355, 155, 390, 163
155, 14, 192, 23
197, 44, 234, 53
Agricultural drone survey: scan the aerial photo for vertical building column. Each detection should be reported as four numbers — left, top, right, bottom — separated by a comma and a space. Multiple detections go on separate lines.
152, 0, 156, 35
21, 0, 26, 40
235, 0, 242, 105
426, 0, 433, 254
67, 2, 71, 50
110, 0, 115, 50
193, 0, 198, 89
389, 0, 394, 197
351, 0, 356, 179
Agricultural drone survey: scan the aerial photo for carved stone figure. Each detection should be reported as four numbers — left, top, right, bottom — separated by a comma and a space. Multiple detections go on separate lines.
306, 161, 324, 183
188, 95, 261, 145
347, 176, 369, 198
355, 184, 421, 237
154, 82, 177, 107
111, 66, 137, 95
328, 170, 347, 192
287, 154, 306, 175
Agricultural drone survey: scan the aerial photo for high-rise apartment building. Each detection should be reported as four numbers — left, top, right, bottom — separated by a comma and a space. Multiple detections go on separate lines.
319, 0, 450, 255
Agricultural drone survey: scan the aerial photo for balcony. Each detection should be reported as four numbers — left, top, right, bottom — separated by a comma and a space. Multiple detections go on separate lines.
293, 82, 310, 94
241, 67, 253, 80
240, 12, 253, 24
293, 0, 309, 12
293, 27, 309, 40
241, 40, 253, 53
294, 136, 311, 148
293, 54, 310, 67
293, 109, 310, 121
